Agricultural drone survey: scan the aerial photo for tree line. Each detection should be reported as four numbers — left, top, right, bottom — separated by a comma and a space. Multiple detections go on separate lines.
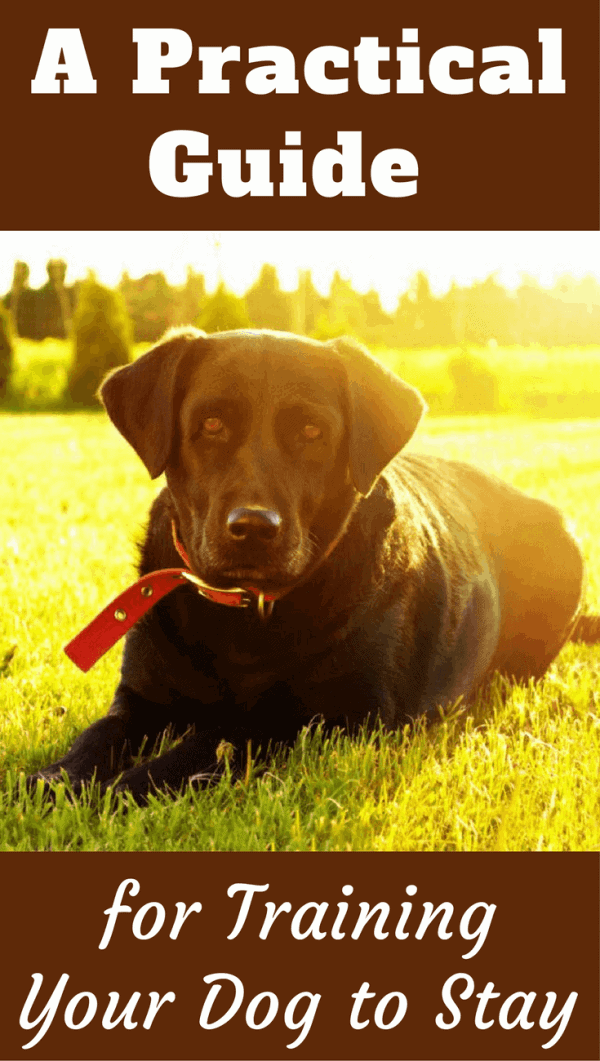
2, 259, 600, 405
5, 259, 600, 348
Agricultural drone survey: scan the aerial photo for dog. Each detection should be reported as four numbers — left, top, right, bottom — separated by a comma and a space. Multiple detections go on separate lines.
28, 329, 590, 801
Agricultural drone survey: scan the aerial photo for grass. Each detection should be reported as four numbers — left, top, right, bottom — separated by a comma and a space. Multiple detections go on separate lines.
6, 338, 151, 410
6, 338, 600, 417
377, 344, 600, 417
0, 411, 599, 852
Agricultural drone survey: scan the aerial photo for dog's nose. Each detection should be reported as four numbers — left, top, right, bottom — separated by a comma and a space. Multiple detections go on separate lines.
226, 507, 282, 542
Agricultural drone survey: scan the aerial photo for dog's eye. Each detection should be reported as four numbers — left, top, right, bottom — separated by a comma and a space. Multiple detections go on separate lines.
203, 417, 224, 436
301, 423, 322, 441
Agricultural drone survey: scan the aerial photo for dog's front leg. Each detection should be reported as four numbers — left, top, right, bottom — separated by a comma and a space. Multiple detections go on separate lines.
26, 684, 181, 794
105, 728, 235, 804
294, 664, 400, 733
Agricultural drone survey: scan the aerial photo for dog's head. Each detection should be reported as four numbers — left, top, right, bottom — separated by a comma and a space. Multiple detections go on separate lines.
101, 329, 425, 591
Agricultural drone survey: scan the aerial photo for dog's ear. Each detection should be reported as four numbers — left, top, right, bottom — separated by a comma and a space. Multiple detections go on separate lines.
100, 329, 206, 479
332, 337, 427, 496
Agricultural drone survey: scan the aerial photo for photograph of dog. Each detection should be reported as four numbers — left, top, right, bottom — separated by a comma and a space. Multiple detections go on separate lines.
27, 328, 596, 802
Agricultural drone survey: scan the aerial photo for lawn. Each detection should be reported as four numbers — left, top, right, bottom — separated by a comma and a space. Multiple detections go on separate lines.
7, 337, 600, 418
378, 344, 600, 417
0, 412, 599, 851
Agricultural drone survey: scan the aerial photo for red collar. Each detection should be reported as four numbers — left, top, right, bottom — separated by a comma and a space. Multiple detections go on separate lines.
170, 521, 278, 616
64, 523, 279, 673
64, 522, 342, 673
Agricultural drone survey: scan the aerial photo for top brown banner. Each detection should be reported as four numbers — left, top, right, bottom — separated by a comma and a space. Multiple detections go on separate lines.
1, 0, 598, 230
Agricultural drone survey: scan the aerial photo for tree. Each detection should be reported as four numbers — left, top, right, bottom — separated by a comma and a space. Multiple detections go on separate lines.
361, 288, 391, 330
311, 271, 366, 340
32, 259, 74, 339
47, 259, 72, 336
196, 282, 250, 332
67, 277, 131, 406
5, 259, 75, 340
7, 261, 30, 336
174, 267, 206, 327
118, 271, 175, 342
392, 273, 455, 347
460, 274, 515, 346
290, 270, 326, 335
245, 264, 293, 331
0, 302, 13, 401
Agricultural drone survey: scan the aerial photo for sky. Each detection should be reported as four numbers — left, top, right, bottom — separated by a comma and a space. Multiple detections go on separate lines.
2, 230, 600, 311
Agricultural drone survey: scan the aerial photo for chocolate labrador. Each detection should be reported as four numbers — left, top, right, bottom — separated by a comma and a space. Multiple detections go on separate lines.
28, 329, 590, 801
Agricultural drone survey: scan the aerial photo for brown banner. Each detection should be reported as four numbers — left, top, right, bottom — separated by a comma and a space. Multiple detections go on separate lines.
1, 852, 598, 1060
2, 5, 600, 1061
0, 0, 598, 230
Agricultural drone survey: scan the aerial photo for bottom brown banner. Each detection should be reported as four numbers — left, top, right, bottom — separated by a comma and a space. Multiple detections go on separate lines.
1, 852, 598, 1061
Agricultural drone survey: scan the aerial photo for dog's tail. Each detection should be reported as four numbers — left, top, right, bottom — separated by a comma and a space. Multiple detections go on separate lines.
569, 614, 600, 644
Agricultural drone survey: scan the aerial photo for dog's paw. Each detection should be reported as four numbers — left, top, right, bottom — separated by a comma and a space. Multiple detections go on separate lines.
24, 771, 60, 799
97, 773, 150, 806
24, 770, 89, 802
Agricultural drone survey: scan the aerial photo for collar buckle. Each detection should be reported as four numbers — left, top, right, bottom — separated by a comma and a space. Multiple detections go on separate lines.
179, 570, 256, 610
173, 523, 277, 617
257, 592, 275, 620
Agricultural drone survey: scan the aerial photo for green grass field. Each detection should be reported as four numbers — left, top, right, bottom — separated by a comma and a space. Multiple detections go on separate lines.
7, 338, 600, 418
1, 410, 598, 852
